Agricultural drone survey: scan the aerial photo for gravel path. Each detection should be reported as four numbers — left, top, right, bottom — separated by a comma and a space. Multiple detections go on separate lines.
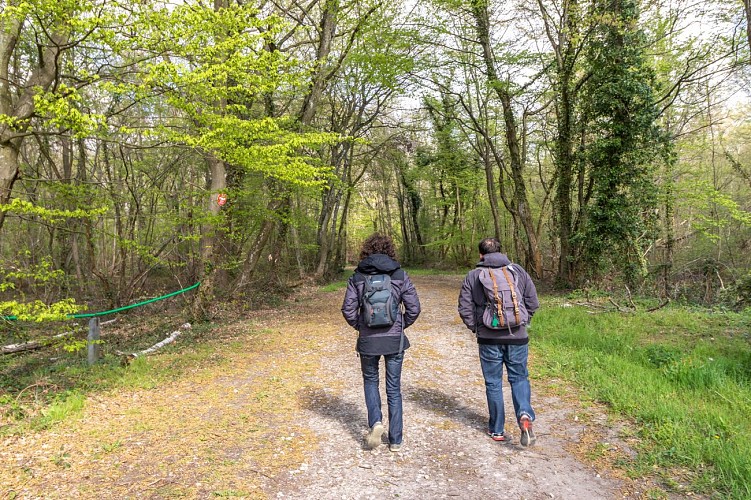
272, 274, 628, 499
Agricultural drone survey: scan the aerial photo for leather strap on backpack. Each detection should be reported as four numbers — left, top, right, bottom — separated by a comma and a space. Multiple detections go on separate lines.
486, 269, 505, 327
501, 267, 521, 325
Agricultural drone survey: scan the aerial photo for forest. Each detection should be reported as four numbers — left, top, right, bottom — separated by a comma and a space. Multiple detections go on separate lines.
2, 1, 751, 497
1, 0, 751, 320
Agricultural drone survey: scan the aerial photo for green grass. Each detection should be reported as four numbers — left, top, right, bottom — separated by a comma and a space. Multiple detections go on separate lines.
532, 300, 751, 498
320, 267, 461, 292
0, 356, 168, 435
320, 280, 348, 292
34, 390, 86, 430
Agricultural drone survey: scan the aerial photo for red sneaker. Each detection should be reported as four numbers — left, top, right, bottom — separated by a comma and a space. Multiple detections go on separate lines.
519, 415, 536, 447
487, 431, 508, 442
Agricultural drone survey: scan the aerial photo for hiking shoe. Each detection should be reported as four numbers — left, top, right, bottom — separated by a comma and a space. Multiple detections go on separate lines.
519, 415, 536, 447
366, 422, 384, 449
487, 431, 508, 442
389, 443, 402, 453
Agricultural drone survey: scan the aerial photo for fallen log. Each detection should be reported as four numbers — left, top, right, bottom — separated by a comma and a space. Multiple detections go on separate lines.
1, 336, 67, 355
1, 318, 118, 355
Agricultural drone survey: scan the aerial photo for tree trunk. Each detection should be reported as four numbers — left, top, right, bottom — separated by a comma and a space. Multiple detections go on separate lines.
0, 144, 20, 230
662, 156, 675, 298
335, 186, 352, 268
0, 21, 67, 232
471, 0, 543, 278
397, 181, 411, 263
315, 144, 348, 277
481, 136, 502, 240
745, 0, 751, 64
315, 190, 340, 277
555, 80, 576, 287
299, 0, 339, 126
191, 154, 227, 320
237, 217, 276, 286
536, 0, 582, 287
0, 11, 22, 231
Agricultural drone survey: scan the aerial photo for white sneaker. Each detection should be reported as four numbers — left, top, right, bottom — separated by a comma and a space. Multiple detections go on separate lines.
366, 422, 384, 449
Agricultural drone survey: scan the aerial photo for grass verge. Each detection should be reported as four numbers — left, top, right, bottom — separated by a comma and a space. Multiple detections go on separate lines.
0, 320, 224, 435
532, 299, 751, 498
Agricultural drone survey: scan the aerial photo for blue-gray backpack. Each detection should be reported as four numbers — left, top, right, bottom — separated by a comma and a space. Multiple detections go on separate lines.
360, 273, 398, 328
478, 265, 529, 330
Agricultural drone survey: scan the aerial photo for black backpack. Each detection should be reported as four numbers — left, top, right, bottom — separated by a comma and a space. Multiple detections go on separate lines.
359, 273, 398, 328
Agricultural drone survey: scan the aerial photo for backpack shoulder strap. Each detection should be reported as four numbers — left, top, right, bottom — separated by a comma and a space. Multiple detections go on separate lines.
500, 266, 521, 325
390, 268, 405, 280
485, 268, 505, 328
353, 272, 371, 307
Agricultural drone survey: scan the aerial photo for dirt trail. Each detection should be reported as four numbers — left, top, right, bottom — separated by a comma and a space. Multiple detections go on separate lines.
1, 274, 637, 499
278, 275, 628, 499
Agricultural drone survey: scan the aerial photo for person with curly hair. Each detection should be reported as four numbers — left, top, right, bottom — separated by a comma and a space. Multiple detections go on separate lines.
341, 233, 421, 452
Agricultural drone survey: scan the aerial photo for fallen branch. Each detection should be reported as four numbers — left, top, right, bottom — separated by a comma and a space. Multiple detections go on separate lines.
3, 338, 57, 355
117, 323, 191, 363
15, 381, 60, 402
625, 286, 637, 310
608, 298, 633, 314
647, 298, 671, 312
572, 301, 607, 310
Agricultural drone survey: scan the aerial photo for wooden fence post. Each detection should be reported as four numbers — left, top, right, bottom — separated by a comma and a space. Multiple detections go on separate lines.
87, 317, 101, 365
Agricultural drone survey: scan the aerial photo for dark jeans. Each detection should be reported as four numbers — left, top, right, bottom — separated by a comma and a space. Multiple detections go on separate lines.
478, 343, 535, 435
360, 352, 404, 445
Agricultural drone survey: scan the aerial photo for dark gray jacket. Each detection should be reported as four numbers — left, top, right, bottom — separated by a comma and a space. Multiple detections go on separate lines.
341, 254, 421, 355
457, 252, 539, 345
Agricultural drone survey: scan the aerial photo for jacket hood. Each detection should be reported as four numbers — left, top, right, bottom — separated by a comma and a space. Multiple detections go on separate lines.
356, 254, 401, 274
476, 252, 511, 268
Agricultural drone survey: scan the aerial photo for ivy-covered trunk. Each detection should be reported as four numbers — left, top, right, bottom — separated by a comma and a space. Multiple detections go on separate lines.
552, 36, 580, 288
577, 0, 664, 284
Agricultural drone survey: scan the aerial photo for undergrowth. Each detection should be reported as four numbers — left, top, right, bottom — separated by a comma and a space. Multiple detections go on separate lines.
532, 298, 751, 498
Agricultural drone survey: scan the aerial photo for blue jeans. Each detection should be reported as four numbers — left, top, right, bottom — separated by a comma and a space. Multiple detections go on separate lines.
478, 344, 535, 435
360, 352, 404, 445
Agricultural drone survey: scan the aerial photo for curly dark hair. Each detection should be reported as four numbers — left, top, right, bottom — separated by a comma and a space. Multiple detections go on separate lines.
359, 233, 397, 260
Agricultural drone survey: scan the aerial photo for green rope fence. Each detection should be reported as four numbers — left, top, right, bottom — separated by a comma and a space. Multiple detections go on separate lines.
1, 282, 201, 321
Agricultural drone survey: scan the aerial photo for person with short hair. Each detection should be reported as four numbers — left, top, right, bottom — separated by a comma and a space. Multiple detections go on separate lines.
457, 237, 540, 445
341, 233, 421, 452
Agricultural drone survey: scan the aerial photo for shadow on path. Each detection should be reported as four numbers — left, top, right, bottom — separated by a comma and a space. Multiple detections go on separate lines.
299, 387, 365, 445
406, 386, 487, 430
